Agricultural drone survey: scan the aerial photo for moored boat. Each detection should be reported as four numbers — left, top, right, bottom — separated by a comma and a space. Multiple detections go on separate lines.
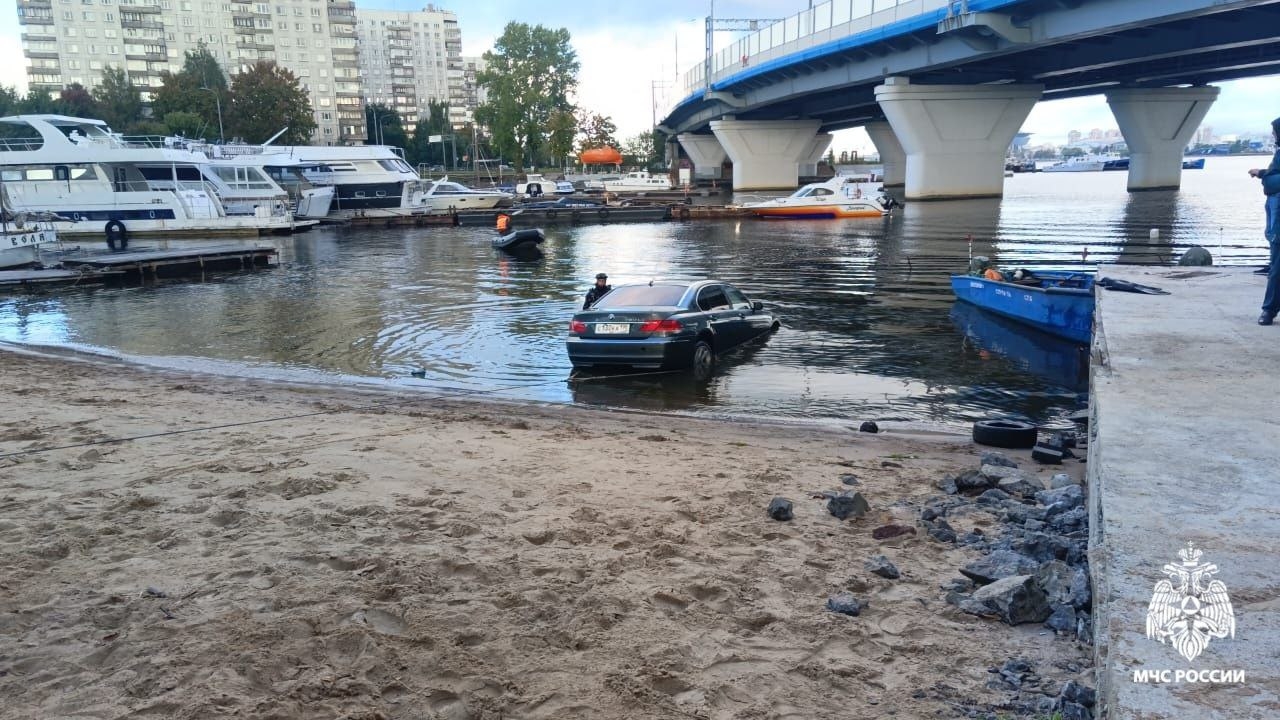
950, 262, 1095, 343
602, 170, 674, 193
492, 227, 545, 254
0, 186, 60, 269
741, 176, 892, 219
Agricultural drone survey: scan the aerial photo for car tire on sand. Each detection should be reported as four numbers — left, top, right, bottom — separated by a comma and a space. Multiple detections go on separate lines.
972, 419, 1038, 449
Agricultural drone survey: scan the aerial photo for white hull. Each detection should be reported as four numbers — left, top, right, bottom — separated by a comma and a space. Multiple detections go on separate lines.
0, 226, 57, 269
601, 171, 674, 193
1042, 162, 1104, 172
52, 216, 309, 239
296, 187, 335, 219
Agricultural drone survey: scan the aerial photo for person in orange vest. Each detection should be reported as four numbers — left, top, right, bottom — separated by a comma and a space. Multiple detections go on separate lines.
984, 266, 1004, 282
495, 212, 511, 234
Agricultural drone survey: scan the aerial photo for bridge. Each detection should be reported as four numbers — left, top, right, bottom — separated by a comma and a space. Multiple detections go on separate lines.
659, 0, 1280, 197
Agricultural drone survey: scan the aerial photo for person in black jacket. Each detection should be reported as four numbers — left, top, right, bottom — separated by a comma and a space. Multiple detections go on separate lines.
1249, 116, 1280, 325
583, 273, 611, 310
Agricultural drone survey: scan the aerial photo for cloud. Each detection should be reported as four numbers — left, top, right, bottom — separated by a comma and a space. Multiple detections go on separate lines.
0, 0, 28, 94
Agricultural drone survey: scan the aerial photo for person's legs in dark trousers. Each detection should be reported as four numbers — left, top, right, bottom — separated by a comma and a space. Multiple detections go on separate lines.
1262, 194, 1280, 323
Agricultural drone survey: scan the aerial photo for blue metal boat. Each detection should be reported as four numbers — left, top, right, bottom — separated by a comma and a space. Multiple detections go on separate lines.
950, 270, 1095, 344
1182, 157, 1206, 170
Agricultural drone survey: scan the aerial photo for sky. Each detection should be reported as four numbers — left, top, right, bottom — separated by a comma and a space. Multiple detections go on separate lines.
3, 0, 1278, 153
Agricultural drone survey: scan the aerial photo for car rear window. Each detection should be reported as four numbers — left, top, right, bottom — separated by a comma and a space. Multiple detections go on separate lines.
592, 284, 687, 308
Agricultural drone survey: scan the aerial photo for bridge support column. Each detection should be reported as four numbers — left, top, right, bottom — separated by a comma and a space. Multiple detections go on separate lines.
799, 133, 833, 177
1105, 86, 1219, 192
874, 78, 1042, 200
677, 133, 727, 180
863, 121, 905, 188
710, 119, 821, 190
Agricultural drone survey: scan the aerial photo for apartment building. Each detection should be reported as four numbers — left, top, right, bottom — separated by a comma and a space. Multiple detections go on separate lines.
16, 0, 366, 144
354, 4, 465, 128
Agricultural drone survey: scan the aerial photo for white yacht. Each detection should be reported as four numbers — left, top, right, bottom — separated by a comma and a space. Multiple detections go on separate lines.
1041, 155, 1109, 172
417, 177, 511, 213
0, 115, 310, 239
740, 175, 891, 219
516, 173, 574, 197
602, 170, 674, 193
179, 140, 335, 219
205, 142, 424, 217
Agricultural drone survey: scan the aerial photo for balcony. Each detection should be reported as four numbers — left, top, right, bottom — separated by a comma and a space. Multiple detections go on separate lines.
125, 51, 167, 61
235, 40, 275, 52
327, 10, 355, 24
129, 3, 162, 13
18, 13, 54, 25
233, 24, 256, 35
121, 19, 165, 30
17, 0, 53, 8
25, 50, 59, 59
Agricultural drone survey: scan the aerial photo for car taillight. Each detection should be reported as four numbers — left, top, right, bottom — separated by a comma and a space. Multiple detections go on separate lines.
639, 318, 683, 334
569, 320, 588, 335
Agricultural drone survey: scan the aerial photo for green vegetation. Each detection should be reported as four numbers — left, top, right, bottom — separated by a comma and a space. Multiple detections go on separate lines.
476, 22, 580, 171
0, 41, 315, 143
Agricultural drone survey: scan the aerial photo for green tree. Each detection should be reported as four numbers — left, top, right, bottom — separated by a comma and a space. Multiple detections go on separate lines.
58, 83, 99, 118
476, 22, 579, 171
18, 88, 58, 115
576, 111, 617, 152
227, 61, 315, 144
163, 111, 207, 139
366, 103, 408, 150
547, 109, 575, 169
152, 42, 228, 140
407, 100, 452, 167
1061, 146, 1086, 158
92, 67, 143, 131
0, 85, 19, 117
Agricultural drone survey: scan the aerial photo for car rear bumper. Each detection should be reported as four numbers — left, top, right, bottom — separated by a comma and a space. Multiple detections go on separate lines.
566, 336, 695, 369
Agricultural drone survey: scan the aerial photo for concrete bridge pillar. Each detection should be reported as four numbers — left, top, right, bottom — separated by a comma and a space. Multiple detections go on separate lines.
863, 121, 905, 188
709, 119, 822, 190
874, 78, 1042, 200
799, 133, 833, 177
677, 133, 727, 180
1105, 86, 1219, 192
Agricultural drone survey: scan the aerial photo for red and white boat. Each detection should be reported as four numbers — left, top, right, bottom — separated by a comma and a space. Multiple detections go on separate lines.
742, 175, 893, 219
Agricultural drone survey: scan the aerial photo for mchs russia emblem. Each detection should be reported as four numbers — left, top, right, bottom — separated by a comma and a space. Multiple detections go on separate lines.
1145, 543, 1235, 662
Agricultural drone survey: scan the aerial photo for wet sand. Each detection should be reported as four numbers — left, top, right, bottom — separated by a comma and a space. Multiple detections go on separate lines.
0, 347, 1088, 719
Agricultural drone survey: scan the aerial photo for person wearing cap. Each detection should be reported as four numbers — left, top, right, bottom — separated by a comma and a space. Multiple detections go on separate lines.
1248, 115, 1280, 325
583, 273, 612, 310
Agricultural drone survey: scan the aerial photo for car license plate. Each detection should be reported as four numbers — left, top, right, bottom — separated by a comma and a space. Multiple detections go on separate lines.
595, 323, 630, 334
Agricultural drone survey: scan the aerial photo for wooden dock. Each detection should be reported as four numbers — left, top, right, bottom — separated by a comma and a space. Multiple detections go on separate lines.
60, 245, 278, 278
0, 267, 126, 291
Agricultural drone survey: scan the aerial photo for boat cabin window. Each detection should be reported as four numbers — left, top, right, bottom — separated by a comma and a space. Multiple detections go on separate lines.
377, 158, 413, 173
207, 165, 276, 190
139, 166, 203, 182
1, 164, 97, 181
696, 286, 731, 312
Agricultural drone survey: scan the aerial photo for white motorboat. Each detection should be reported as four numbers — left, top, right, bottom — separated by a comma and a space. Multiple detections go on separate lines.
416, 177, 511, 213
0, 115, 311, 239
1041, 155, 1109, 172
516, 174, 574, 197
0, 185, 60, 268
740, 175, 893, 219
602, 170, 674, 193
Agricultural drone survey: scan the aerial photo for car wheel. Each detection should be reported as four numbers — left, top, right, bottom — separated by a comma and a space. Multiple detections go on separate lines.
972, 419, 1038, 449
691, 340, 716, 382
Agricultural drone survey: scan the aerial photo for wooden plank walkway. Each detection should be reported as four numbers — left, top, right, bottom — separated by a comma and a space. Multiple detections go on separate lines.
60, 245, 276, 267
0, 268, 124, 290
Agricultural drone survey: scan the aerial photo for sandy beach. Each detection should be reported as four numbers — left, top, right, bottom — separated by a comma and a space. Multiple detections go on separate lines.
0, 347, 1090, 719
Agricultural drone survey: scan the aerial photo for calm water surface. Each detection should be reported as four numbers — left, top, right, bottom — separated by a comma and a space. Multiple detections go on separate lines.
1, 156, 1271, 427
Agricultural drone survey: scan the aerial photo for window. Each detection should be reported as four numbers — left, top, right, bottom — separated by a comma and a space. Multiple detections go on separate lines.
724, 286, 750, 309
108, 45, 119, 54
593, 285, 688, 309
696, 286, 730, 311
105, 29, 117, 38
104, 11, 113, 19
67, 59, 82, 69
84, 28, 98, 38
62, 10, 74, 19
312, 23, 321, 32
180, 0, 190, 9
90, 59, 103, 69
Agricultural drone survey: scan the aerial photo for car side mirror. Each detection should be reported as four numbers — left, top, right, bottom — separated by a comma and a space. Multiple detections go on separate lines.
751, 300, 763, 312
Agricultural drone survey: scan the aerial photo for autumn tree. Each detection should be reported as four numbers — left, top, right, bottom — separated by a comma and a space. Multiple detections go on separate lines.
476, 22, 579, 171
58, 83, 99, 118
227, 61, 316, 144
92, 68, 143, 131
575, 111, 618, 152
152, 42, 229, 140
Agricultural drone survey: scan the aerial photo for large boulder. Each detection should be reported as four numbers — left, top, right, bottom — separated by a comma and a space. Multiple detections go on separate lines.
960, 549, 1040, 585
968, 574, 1051, 625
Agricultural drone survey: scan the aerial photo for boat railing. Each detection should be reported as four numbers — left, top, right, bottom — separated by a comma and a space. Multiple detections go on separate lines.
0, 137, 45, 152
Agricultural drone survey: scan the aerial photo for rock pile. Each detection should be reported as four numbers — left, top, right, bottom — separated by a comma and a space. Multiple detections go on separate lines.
927, 451, 1092, 642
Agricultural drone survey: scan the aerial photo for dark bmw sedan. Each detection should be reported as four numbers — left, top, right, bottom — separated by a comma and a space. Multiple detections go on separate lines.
566, 280, 779, 380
